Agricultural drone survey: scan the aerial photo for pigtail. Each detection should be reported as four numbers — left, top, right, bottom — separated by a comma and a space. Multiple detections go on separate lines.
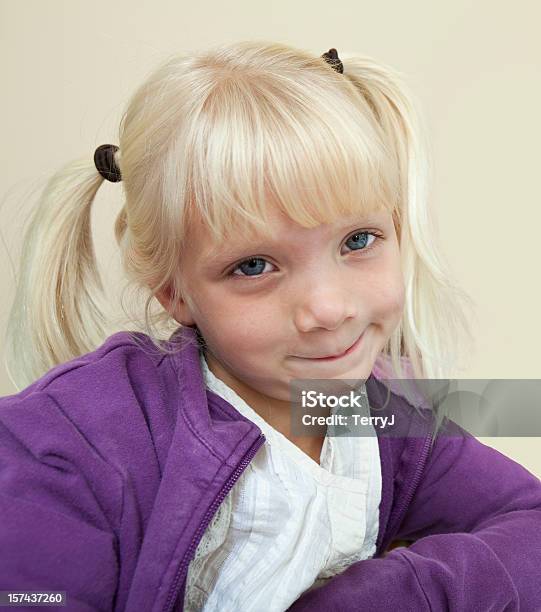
4, 157, 110, 390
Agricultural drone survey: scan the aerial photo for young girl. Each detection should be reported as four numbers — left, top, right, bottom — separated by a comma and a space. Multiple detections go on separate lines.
1, 41, 540, 611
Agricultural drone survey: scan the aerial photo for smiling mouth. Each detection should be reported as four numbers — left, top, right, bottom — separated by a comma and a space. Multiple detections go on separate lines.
293, 331, 365, 361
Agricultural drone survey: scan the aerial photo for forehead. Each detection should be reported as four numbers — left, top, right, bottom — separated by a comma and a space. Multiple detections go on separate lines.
188, 205, 393, 263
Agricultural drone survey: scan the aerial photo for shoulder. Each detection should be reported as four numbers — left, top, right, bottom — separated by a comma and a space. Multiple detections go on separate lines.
1, 331, 179, 420
0, 332, 181, 522
4, 331, 167, 398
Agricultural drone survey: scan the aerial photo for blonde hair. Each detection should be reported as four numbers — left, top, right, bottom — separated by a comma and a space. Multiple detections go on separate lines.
4, 40, 475, 425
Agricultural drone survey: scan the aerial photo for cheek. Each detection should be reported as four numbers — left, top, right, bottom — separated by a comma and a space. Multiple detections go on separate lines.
198, 295, 281, 352
374, 246, 405, 319
388, 276, 405, 315
367, 273, 405, 322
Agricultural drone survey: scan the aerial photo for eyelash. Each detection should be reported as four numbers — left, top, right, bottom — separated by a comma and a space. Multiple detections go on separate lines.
227, 229, 385, 280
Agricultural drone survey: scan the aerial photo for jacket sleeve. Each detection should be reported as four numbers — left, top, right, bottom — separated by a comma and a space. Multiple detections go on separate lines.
0, 391, 122, 612
287, 419, 541, 611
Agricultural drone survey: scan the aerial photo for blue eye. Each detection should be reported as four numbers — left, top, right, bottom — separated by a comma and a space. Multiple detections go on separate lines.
345, 231, 373, 251
229, 230, 383, 279
233, 258, 271, 277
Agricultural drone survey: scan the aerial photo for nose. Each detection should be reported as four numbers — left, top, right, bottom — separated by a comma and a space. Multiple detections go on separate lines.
293, 273, 357, 332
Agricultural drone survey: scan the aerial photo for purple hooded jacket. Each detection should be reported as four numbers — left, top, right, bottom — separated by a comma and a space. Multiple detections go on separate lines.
1, 326, 540, 611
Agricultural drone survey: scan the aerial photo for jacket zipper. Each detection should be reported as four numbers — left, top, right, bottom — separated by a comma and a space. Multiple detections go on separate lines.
385, 429, 433, 548
162, 432, 266, 612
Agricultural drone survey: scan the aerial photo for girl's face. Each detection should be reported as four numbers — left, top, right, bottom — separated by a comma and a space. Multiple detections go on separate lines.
159, 206, 405, 411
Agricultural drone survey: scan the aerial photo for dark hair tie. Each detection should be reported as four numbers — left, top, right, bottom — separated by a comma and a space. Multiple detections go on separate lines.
94, 144, 122, 182
321, 48, 344, 74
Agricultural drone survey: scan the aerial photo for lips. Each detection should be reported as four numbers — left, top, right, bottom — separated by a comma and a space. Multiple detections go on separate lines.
294, 331, 365, 360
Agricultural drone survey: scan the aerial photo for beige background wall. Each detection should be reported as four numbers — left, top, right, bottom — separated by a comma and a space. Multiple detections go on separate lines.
1, 1, 540, 476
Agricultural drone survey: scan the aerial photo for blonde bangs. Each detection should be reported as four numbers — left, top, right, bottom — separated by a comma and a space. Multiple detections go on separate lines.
169, 65, 401, 244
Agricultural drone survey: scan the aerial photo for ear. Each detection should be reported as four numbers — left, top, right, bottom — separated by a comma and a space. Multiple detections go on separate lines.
155, 285, 197, 327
